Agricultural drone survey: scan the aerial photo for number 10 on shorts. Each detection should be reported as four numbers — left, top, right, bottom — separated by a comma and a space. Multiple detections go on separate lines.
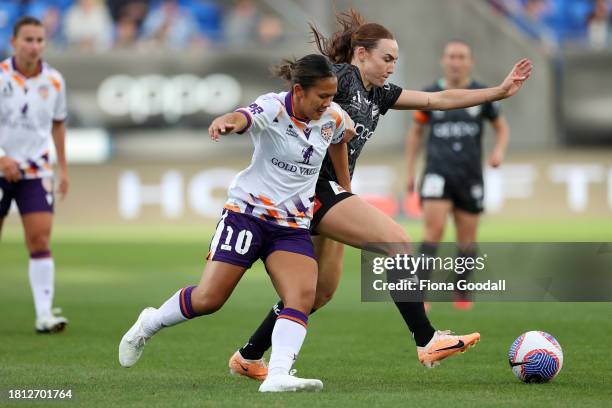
219, 225, 253, 255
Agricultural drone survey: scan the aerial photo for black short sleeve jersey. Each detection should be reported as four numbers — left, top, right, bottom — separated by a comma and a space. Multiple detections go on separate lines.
318, 63, 403, 182
414, 79, 501, 180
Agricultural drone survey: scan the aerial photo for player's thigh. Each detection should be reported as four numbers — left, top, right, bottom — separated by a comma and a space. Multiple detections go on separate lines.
316, 195, 410, 252
421, 199, 453, 242
192, 260, 248, 314
453, 208, 480, 246
265, 250, 317, 314
21, 211, 53, 252
312, 235, 344, 307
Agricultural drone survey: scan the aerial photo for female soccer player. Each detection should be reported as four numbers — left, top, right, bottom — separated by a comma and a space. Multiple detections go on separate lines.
118, 54, 354, 393
231, 9, 532, 377
406, 40, 510, 310
0, 16, 69, 333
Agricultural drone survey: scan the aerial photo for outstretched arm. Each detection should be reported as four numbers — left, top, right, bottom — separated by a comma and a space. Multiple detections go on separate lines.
392, 59, 533, 111
208, 112, 249, 141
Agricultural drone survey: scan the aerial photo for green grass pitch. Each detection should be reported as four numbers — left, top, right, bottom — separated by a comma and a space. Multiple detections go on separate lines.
1, 219, 611, 407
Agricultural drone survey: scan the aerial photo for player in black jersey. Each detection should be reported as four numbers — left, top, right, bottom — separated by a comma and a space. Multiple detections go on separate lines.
229, 10, 531, 376
406, 40, 510, 310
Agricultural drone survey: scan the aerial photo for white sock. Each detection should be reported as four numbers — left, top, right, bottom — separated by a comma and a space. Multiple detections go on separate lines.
142, 287, 192, 337
29, 257, 54, 320
268, 313, 308, 377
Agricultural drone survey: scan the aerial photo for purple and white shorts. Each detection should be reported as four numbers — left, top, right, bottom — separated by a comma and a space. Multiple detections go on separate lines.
0, 177, 54, 218
207, 209, 316, 269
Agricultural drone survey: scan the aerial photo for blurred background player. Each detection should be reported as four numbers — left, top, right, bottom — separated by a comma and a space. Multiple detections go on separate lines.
406, 40, 510, 310
231, 9, 531, 379
119, 54, 353, 393
0, 16, 69, 333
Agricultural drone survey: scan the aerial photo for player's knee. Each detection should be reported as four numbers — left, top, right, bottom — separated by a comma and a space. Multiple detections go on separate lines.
286, 287, 316, 313
27, 234, 50, 253
191, 292, 226, 315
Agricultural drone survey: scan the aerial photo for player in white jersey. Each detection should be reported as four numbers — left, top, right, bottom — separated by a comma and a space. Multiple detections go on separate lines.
119, 54, 354, 392
0, 17, 68, 333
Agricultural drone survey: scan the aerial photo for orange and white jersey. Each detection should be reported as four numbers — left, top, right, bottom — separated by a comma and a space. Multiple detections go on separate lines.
225, 91, 349, 229
0, 57, 67, 179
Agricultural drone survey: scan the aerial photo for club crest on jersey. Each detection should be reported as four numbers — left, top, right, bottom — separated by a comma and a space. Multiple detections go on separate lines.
466, 105, 482, 117
38, 85, 49, 100
320, 121, 334, 142
301, 145, 314, 164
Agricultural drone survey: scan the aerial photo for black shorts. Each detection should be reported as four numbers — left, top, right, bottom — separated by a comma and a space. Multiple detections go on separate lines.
419, 171, 484, 214
310, 178, 354, 234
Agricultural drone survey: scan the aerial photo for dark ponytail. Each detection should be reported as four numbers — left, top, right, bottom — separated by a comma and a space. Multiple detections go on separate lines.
310, 9, 394, 64
271, 54, 334, 90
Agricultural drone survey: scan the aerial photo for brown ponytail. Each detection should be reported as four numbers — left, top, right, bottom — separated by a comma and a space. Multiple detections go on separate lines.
310, 9, 394, 64
271, 54, 334, 90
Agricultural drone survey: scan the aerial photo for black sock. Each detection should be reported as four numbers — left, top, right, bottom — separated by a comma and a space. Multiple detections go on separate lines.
239, 300, 283, 360
387, 263, 436, 347
239, 300, 318, 360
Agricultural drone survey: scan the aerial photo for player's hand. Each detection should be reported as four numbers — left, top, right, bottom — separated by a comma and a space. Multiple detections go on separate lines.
488, 148, 504, 168
499, 58, 533, 99
407, 171, 416, 193
208, 115, 238, 141
57, 170, 69, 200
0, 156, 22, 182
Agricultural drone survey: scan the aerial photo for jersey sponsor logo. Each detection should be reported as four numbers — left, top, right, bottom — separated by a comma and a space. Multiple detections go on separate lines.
270, 157, 318, 176
432, 122, 480, 139
354, 122, 374, 141
320, 121, 334, 142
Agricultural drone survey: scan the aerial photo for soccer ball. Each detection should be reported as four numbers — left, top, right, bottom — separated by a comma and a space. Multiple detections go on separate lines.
508, 331, 563, 383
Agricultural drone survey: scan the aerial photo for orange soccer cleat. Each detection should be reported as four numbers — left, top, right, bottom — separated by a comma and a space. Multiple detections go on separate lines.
417, 330, 480, 368
229, 351, 268, 381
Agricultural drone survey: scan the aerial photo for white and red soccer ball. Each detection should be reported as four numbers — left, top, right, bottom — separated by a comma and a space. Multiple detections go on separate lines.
508, 331, 563, 383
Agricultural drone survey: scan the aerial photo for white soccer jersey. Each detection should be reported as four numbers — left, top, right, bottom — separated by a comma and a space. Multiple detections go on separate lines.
0, 57, 67, 179
225, 91, 350, 229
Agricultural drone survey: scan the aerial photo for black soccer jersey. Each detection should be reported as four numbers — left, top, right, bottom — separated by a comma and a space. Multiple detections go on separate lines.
318, 63, 403, 182
414, 79, 501, 180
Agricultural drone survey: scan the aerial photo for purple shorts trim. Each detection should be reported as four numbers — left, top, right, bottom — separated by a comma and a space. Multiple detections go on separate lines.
208, 210, 316, 269
0, 177, 54, 218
